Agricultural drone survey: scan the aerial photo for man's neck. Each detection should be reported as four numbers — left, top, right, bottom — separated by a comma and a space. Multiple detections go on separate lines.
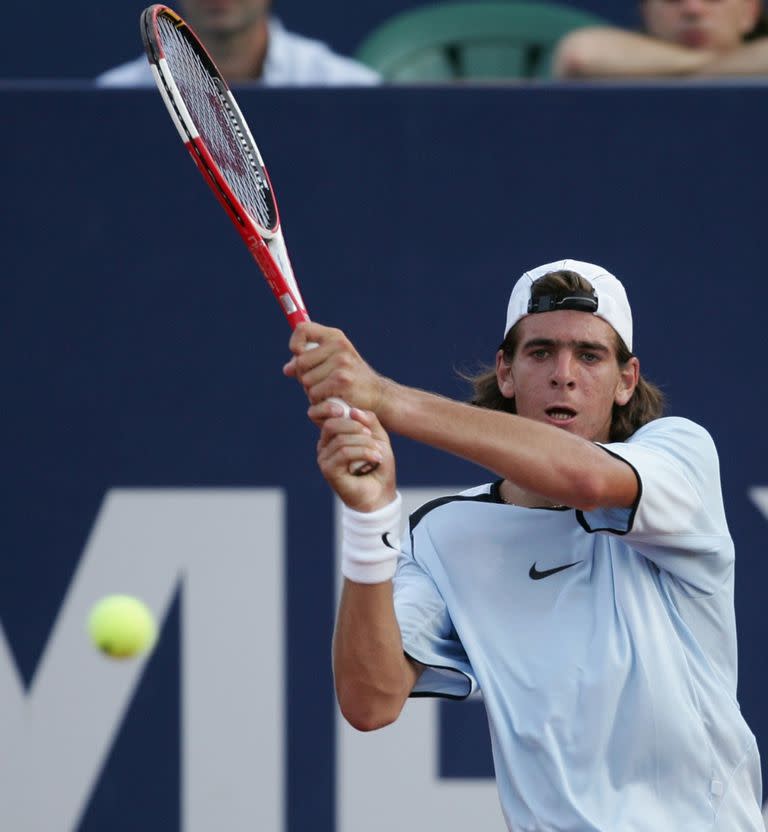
204, 18, 269, 82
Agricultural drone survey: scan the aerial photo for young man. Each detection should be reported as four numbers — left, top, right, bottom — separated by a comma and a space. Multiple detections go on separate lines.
285, 260, 763, 830
553, 0, 768, 78
97, 0, 379, 86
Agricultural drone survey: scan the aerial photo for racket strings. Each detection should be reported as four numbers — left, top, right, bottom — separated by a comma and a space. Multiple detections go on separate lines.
157, 16, 277, 231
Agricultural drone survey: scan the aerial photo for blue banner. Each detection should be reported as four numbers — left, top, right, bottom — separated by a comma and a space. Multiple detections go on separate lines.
2, 85, 766, 830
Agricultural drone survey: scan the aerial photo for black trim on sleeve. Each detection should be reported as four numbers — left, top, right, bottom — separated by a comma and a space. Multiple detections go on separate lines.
404, 651, 474, 700
410, 690, 469, 701
575, 446, 642, 536
489, 479, 505, 504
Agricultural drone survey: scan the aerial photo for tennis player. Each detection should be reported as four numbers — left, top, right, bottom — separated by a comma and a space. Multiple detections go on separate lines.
285, 260, 763, 830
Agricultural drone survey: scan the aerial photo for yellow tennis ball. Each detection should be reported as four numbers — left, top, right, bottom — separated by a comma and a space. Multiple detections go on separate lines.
88, 595, 157, 659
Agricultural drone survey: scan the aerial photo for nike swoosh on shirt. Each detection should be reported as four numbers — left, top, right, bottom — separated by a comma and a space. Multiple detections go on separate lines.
529, 561, 582, 580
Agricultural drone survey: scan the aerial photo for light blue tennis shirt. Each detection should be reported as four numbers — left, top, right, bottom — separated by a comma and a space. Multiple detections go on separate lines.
393, 417, 763, 831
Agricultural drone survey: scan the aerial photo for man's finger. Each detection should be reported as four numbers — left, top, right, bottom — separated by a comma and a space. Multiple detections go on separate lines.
308, 400, 348, 423
282, 356, 297, 377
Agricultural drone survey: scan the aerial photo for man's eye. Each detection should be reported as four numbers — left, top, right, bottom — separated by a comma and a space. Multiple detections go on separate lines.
531, 349, 549, 359
581, 352, 599, 363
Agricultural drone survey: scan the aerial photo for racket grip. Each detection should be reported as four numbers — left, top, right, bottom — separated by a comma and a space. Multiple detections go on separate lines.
304, 344, 378, 477
326, 397, 378, 477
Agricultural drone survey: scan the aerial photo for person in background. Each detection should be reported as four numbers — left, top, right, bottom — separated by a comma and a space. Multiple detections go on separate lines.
553, 0, 768, 78
97, 0, 379, 86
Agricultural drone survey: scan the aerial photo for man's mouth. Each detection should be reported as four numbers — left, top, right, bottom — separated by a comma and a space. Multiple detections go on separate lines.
679, 28, 709, 48
545, 407, 577, 422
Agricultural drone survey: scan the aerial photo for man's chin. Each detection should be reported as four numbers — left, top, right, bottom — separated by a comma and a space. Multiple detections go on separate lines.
193, 15, 240, 34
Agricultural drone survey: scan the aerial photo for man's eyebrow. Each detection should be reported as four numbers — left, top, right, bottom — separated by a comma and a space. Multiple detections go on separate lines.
522, 337, 611, 353
574, 340, 610, 353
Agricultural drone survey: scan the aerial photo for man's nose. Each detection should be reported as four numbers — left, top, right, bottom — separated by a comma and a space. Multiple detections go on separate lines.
549, 352, 576, 388
680, 0, 706, 17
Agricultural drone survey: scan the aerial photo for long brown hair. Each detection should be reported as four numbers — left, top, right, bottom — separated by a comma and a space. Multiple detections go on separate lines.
463, 270, 665, 442
747, 9, 768, 40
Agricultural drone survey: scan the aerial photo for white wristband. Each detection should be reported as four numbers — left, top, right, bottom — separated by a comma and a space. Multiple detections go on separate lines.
341, 493, 402, 584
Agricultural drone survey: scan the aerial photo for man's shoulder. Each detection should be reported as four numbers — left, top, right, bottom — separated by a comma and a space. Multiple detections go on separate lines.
627, 416, 715, 448
613, 416, 721, 479
409, 484, 496, 534
95, 55, 154, 88
265, 18, 380, 85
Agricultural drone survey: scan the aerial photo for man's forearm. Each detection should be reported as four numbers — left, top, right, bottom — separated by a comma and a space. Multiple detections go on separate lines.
333, 580, 420, 732
377, 380, 636, 510
553, 26, 712, 78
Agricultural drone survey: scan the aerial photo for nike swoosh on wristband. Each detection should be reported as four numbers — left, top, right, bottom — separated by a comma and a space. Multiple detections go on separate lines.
381, 532, 397, 550
529, 561, 582, 580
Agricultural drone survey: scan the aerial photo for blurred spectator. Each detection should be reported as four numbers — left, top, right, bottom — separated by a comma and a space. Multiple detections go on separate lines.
553, 0, 768, 78
97, 0, 379, 86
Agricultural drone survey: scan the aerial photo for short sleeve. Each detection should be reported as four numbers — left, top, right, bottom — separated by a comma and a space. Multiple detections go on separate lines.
577, 417, 734, 594
393, 540, 477, 699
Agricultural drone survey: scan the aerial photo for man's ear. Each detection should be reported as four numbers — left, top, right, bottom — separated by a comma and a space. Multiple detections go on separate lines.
615, 356, 640, 406
496, 350, 516, 399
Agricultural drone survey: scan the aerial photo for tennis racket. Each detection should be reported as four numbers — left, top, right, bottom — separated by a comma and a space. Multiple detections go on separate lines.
140, 4, 375, 475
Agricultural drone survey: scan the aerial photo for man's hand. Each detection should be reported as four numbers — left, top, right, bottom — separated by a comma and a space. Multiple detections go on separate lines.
317, 407, 397, 512
283, 322, 387, 423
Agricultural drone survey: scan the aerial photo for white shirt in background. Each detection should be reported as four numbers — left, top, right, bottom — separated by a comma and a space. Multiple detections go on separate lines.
96, 17, 380, 87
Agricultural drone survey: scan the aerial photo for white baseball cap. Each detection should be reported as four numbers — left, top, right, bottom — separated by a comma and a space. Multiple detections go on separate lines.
503, 259, 633, 351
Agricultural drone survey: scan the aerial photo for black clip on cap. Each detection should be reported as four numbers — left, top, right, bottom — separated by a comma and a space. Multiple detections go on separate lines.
527, 290, 599, 315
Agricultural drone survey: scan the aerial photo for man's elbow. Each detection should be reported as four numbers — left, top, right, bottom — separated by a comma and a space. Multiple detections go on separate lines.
339, 699, 404, 731
341, 705, 399, 733
571, 466, 636, 513
336, 686, 409, 732
552, 28, 610, 78
552, 30, 592, 78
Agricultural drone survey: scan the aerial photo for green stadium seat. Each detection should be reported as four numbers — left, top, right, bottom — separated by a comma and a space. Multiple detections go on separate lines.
355, 1, 608, 81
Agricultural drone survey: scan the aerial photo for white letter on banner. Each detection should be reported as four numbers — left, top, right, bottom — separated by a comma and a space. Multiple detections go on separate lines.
740, 489, 768, 830
0, 489, 284, 832
335, 487, 507, 832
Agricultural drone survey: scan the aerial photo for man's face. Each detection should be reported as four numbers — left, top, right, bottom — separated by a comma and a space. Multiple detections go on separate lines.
641, 0, 760, 50
180, 0, 270, 36
496, 311, 638, 444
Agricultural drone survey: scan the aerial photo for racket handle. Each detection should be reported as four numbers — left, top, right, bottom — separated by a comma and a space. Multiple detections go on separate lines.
304, 343, 379, 477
